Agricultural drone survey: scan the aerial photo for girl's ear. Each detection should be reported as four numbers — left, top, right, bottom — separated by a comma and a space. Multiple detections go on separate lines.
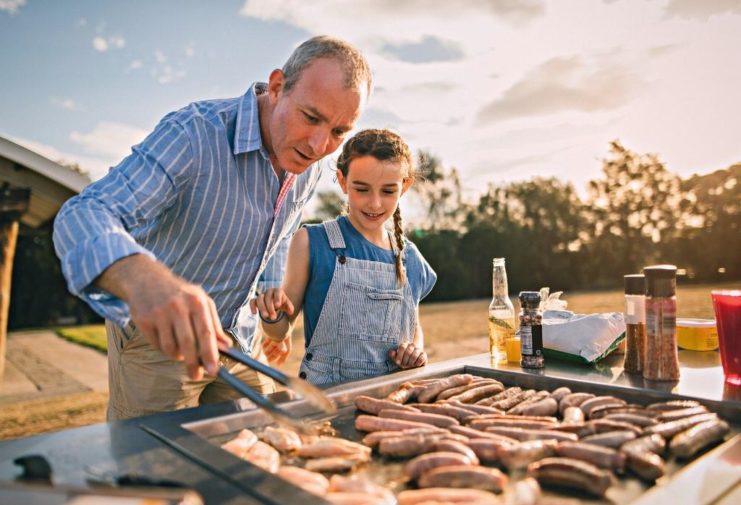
401, 176, 415, 195
337, 169, 348, 194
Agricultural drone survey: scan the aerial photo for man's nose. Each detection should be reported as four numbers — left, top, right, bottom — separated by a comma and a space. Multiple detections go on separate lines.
308, 128, 330, 156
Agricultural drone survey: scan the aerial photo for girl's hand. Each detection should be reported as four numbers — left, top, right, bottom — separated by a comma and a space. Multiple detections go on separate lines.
262, 336, 292, 366
250, 288, 295, 321
389, 341, 427, 369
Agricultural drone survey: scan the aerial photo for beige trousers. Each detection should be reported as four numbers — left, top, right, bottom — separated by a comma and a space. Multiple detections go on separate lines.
106, 321, 275, 420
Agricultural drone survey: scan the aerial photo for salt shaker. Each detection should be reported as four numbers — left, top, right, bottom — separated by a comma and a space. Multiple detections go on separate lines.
623, 274, 646, 373
519, 291, 544, 369
642, 265, 680, 381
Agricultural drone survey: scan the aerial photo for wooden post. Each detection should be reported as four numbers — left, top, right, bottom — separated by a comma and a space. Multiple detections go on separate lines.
0, 185, 30, 382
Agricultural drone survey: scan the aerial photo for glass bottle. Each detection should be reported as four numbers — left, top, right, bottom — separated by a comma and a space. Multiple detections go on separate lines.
488, 258, 516, 363
623, 274, 646, 373
519, 291, 544, 369
642, 265, 680, 381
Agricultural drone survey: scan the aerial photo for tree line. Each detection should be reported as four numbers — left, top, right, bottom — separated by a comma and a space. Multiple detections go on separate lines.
9, 141, 740, 328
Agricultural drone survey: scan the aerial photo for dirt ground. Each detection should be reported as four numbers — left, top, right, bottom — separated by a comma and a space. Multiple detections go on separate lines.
0, 286, 718, 441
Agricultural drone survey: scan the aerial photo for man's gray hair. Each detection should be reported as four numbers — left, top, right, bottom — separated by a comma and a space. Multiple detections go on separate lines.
282, 35, 372, 95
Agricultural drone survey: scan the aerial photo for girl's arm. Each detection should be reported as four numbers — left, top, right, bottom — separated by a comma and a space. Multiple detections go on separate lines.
252, 228, 311, 341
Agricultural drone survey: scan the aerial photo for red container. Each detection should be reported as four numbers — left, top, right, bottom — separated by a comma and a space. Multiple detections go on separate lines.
712, 290, 741, 386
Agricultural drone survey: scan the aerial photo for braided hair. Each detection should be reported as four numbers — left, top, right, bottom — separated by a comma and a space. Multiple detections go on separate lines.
336, 129, 414, 285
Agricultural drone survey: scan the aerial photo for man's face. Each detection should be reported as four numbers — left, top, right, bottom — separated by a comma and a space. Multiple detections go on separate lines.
265, 58, 368, 175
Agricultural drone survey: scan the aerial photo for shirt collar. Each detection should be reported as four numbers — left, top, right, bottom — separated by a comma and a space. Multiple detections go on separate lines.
234, 82, 267, 156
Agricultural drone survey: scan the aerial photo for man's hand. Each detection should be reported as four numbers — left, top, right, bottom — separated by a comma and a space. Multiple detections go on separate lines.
250, 287, 295, 321
389, 341, 427, 370
262, 335, 292, 366
96, 255, 231, 379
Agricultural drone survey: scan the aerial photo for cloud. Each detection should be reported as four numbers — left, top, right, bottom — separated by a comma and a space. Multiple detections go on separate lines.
381, 36, 465, 64
51, 97, 85, 111
0, 0, 25, 14
149, 50, 186, 84
401, 81, 457, 93
476, 55, 638, 124
664, 0, 741, 20
69, 121, 149, 160
92, 35, 126, 52
127, 59, 142, 71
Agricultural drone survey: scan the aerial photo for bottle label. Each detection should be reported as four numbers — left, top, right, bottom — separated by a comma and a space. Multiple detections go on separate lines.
521, 326, 533, 355
532, 325, 543, 356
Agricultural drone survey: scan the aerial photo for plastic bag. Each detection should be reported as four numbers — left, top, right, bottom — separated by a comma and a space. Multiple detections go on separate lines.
537, 287, 626, 363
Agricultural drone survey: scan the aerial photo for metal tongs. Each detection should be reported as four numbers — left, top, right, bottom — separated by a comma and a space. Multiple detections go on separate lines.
217, 346, 336, 432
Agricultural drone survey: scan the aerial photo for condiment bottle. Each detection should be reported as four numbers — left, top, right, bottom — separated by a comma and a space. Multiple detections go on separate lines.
488, 258, 516, 363
519, 291, 544, 369
642, 265, 680, 381
623, 274, 646, 373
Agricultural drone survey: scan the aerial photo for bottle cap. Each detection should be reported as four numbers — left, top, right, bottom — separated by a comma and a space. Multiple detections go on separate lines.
624, 274, 645, 295
643, 265, 677, 297
493, 257, 505, 266
518, 291, 541, 308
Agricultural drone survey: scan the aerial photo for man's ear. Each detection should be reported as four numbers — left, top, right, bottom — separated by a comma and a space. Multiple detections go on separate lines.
337, 169, 348, 194
267, 69, 285, 104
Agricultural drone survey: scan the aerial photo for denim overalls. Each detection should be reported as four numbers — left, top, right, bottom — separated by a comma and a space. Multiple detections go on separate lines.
298, 220, 417, 385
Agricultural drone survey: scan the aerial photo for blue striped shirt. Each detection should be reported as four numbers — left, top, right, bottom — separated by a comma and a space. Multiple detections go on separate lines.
53, 83, 322, 350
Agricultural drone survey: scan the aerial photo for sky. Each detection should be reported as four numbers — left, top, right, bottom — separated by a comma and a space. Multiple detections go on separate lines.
1, 0, 740, 205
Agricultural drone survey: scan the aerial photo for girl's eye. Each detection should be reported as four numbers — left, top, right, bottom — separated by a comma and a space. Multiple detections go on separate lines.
354, 188, 368, 193
383, 190, 398, 195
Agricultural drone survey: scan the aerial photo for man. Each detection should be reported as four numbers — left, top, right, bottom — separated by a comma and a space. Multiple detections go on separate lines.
53, 36, 372, 420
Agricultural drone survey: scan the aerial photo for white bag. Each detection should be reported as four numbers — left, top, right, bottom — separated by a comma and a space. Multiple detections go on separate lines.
543, 310, 626, 363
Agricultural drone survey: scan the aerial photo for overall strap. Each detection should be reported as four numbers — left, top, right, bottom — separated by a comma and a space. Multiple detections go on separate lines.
322, 219, 347, 250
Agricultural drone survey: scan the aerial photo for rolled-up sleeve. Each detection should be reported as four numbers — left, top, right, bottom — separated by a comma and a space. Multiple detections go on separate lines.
53, 118, 194, 325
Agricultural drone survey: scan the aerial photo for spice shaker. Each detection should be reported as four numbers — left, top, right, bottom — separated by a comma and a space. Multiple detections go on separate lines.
623, 274, 646, 373
518, 291, 544, 369
642, 265, 680, 381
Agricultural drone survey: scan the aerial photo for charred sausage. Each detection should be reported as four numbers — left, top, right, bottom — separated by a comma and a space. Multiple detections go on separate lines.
354, 395, 420, 415
404, 451, 475, 480
416, 374, 475, 403
670, 419, 730, 459
581, 430, 637, 448
527, 457, 614, 497
417, 465, 508, 493
555, 441, 626, 471
378, 409, 459, 428
497, 439, 558, 471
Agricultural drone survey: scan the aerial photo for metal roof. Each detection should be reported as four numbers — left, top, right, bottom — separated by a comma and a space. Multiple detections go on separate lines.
0, 136, 91, 228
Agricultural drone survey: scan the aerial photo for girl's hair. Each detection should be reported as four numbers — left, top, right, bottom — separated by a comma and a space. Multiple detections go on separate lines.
336, 129, 414, 285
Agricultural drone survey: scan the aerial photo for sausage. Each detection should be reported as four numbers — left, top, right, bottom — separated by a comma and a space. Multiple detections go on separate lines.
466, 438, 514, 462
385, 383, 422, 404
445, 400, 504, 416
416, 374, 475, 403
579, 396, 626, 417
432, 440, 480, 464
527, 457, 614, 497
562, 406, 585, 424
355, 414, 438, 433
621, 434, 666, 455
417, 465, 508, 493
497, 439, 558, 471
647, 399, 702, 412
436, 378, 498, 401
555, 441, 625, 471
511, 477, 542, 505
624, 451, 665, 481
377, 433, 467, 458
558, 392, 595, 414
643, 413, 718, 439
552, 423, 591, 437
670, 419, 730, 459
492, 386, 523, 401
549, 387, 572, 403
276, 466, 329, 496
658, 406, 709, 422
221, 429, 259, 458
449, 424, 519, 444
378, 409, 459, 428
404, 451, 475, 480
467, 418, 558, 431
586, 419, 643, 436
589, 406, 660, 419
354, 395, 420, 415
581, 430, 637, 448
508, 391, 551, 415
361, 427, 447, 448
519, 397, 559, 417
324, 492, 391, 505
447, 382, 505, 404
491, 389, 537, 410
410, 403, 477, 423
602, 413, 659, 427
485, 426, 578, 442
245, 441, 280, 473
305, 455, 365, 473
298, 438, 371, 459
397, 487, 501, 505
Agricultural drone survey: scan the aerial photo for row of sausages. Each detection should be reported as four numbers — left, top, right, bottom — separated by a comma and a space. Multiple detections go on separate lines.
351, 373, 731, 501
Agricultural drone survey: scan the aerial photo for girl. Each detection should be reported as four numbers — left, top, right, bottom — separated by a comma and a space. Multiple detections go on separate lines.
251, 129, 437, 385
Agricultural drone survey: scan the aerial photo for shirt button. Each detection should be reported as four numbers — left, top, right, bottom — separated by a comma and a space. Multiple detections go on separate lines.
299, 371, 307, 379
338, 256, 346, 264
306, 352, 313, 361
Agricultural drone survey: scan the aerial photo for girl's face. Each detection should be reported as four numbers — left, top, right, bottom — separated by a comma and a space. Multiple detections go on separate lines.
337, 155, 413, 238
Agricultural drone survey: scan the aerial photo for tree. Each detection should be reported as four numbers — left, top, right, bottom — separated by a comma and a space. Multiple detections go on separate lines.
411, 151, 467, 231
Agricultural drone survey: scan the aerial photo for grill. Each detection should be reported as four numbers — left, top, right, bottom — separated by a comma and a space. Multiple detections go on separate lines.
140, 354, 741, 505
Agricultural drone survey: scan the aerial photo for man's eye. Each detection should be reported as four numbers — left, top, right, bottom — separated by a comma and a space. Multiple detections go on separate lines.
303, 112, 319, 124
332, 129, 347, 138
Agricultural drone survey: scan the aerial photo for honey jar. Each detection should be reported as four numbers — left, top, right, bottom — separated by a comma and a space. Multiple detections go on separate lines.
677, 318, 718, 351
